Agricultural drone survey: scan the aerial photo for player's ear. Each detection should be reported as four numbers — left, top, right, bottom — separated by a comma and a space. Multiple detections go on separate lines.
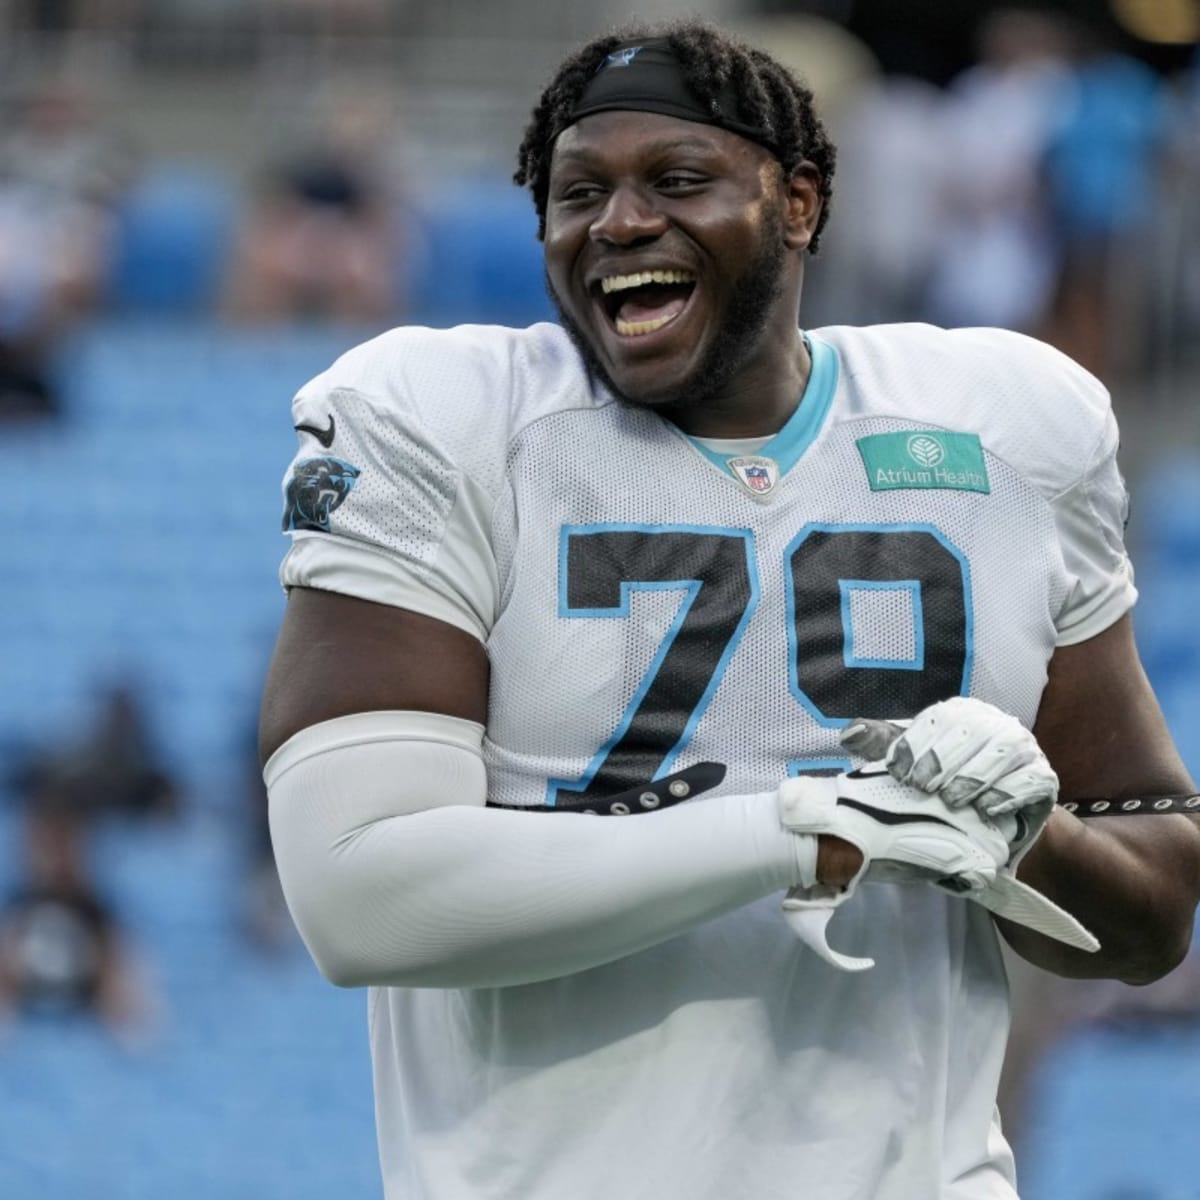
781, 163, 822, 253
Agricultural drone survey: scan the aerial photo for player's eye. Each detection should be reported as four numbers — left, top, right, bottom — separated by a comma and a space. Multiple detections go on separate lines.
556, 181, 606, 204
656, 172, 706, 192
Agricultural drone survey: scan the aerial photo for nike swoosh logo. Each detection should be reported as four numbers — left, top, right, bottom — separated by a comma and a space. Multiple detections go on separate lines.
838, 796, 957, 829
294, 415, 336, 448
844, 767, 891, 780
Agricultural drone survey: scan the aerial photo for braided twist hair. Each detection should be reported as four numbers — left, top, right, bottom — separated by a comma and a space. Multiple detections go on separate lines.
514, 19, 837, 251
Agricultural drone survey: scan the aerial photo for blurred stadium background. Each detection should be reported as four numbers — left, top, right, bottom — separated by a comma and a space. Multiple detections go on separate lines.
1, 0, 1199, 1197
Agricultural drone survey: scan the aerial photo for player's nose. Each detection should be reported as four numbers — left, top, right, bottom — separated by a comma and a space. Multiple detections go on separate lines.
589, 184, 667, 246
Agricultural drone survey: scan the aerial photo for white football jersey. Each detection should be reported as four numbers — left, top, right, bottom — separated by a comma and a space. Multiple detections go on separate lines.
279, 321, 1134, 1200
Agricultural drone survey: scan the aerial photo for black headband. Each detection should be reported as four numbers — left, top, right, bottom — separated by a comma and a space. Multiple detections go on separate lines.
563, 39, 777, 154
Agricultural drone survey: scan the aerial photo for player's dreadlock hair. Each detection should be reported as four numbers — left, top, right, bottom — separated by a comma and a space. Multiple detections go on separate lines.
514, 20, 837, 252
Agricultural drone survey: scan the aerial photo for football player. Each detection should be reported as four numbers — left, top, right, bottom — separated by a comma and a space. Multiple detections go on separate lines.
259, 21, 1200, 1200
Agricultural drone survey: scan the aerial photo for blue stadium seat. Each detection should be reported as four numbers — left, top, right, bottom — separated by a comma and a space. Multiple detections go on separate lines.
408, 177, 555, 327
1017, 1021, 1200, 1200
106, 167, 239, 315
1133, 564, 1200, 694
1133, 454, 1200, 570
0, 320, 460, 1200
0, 322, 355, 794
0, 808, 378, 1200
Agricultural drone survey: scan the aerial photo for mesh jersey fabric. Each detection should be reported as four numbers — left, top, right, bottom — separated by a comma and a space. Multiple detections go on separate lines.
277, 320, 1134, 1200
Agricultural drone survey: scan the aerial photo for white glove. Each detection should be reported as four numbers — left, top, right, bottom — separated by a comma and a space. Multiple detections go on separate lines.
840, 696, 1058, 863
779, 768, 1097, 972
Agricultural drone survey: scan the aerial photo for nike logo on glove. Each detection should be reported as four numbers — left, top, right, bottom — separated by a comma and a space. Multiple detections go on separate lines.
294, 415, 336, 448
837, 796, 958, 829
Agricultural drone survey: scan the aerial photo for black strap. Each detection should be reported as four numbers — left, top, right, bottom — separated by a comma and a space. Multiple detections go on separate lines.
488, 762, 728, 816
1062, 795, 1200, 817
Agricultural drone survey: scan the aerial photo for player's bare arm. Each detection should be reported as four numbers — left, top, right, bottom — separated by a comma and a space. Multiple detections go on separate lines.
1010, 613, 1200, 983
259, 587, 490, 761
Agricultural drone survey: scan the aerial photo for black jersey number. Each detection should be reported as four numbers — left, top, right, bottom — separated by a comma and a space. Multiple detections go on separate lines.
553, 523, 970, 803
785, 524, 972, 724
550, 526, 758, 805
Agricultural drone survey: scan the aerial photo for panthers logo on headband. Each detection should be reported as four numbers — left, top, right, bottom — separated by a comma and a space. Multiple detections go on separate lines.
282, 456, 361, 533
605, 45, 643, 68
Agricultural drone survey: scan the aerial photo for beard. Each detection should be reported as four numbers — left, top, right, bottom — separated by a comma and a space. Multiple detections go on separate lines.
547, 206, 790, 414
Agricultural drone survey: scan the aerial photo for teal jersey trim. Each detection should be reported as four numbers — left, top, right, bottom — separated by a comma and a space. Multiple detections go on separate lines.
687, 334, 839, 478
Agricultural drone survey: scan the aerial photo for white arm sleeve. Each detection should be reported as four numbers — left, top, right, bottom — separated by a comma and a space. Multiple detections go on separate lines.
265, 711, 814, 989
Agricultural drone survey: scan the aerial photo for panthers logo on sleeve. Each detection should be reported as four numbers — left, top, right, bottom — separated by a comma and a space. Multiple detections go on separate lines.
282, 456, 361, 532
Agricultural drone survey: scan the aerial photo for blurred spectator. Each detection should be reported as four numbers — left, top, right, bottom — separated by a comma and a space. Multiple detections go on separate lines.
1040, 22, 1170, 381
225, 88, 408, 322
0, 806, 155, 1043
729, 12, 882, 327
258, 0, 395, 43
14, 683, 182, 824
1160, 48, 1200, 373
0, 683, 173, 1044
729, 12, 879, 126
0, 337, 57, 418
925, 8, 1072, 332
0, 72, 133, 419
815, 73, 945, 325
3, 0, 140, 41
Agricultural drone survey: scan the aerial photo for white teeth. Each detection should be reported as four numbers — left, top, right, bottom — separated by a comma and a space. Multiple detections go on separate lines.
600, 269, 694, 294
615, 312, 678, 337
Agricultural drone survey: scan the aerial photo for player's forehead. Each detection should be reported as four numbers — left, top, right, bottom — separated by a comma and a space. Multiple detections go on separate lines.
550, 111, 760, 175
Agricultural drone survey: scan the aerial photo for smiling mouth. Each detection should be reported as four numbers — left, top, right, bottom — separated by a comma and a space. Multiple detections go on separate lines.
597, 269, 696, 338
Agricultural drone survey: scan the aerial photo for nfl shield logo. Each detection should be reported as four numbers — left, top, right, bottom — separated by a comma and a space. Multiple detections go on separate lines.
743, 465, 771, 491
728, 455, 780, 500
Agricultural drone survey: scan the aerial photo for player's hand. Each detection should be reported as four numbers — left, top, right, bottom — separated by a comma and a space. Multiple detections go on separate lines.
839, 696, 1057, 863
778, 768, 1096, 971
779, 768, 1007, 971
